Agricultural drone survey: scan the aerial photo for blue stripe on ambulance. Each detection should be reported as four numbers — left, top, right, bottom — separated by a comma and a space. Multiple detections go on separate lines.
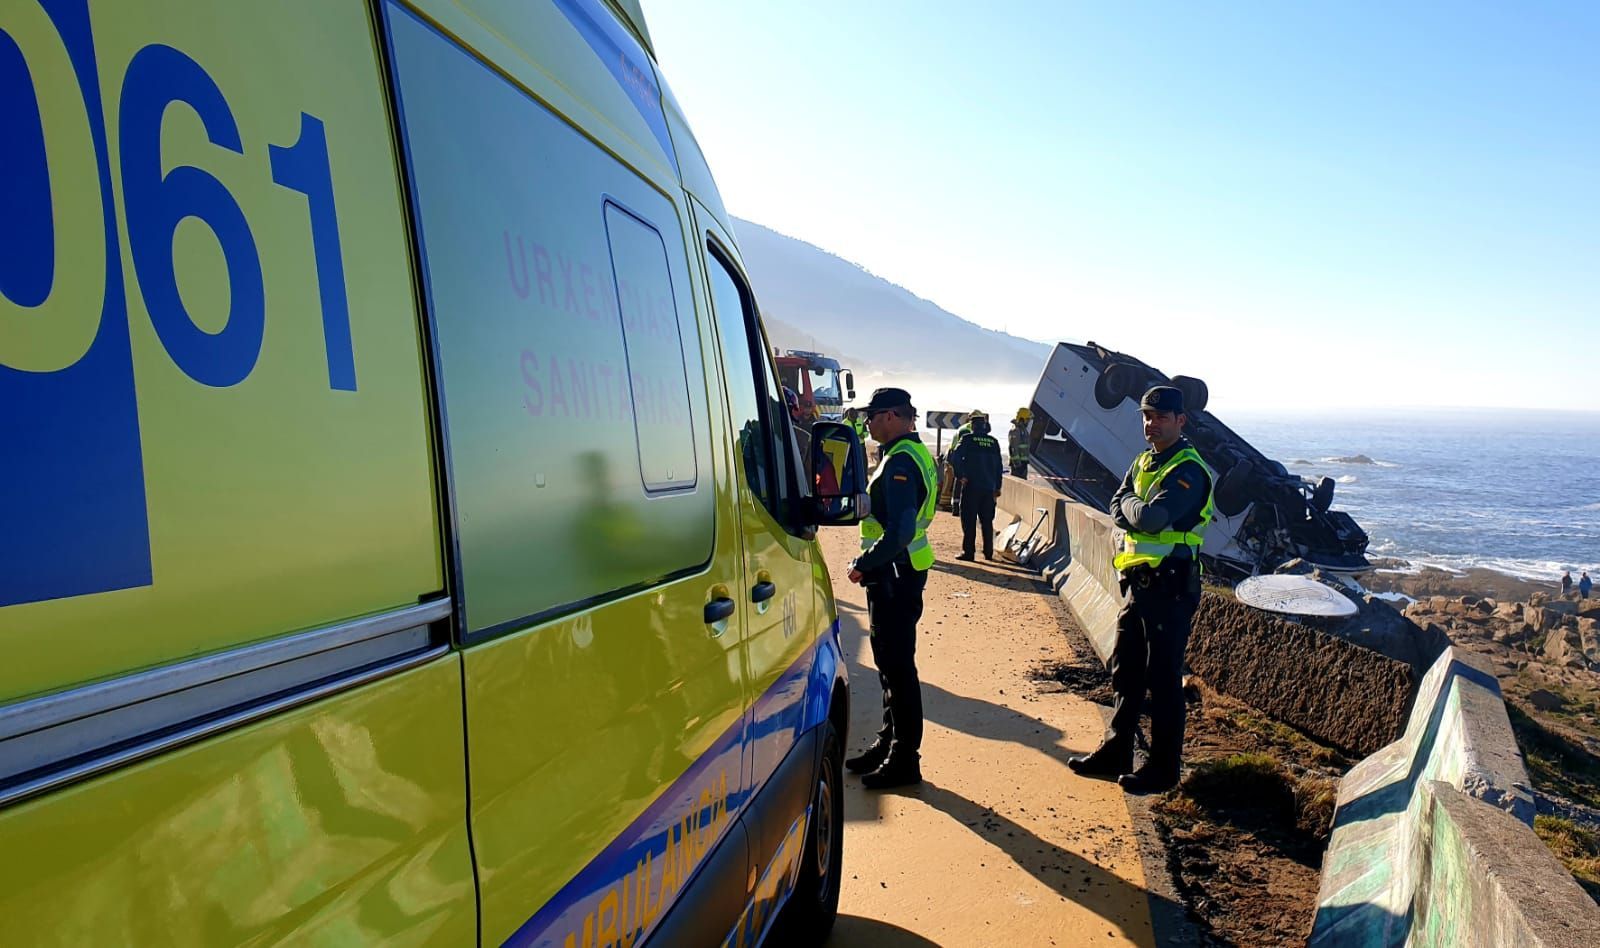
502, 622, 845, 947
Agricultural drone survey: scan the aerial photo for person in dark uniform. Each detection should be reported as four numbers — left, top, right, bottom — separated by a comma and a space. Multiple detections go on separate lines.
1069, 385, 1215, 794
949, 411, 1003, 561
845, 388, 939, 789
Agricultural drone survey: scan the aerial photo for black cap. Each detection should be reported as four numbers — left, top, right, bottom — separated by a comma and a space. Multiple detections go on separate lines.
863, 387, 914, 414
1139, 385, 1184, 414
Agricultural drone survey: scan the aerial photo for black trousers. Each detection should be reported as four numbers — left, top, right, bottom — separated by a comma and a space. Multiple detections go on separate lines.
866, 565, 928, 761
1104, 560, 1201, 773
1010, 461, 1028, 478
959, 486, 996, 556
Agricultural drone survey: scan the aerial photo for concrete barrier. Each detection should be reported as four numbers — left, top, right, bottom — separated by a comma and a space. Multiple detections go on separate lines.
1005, 477, 1414, 753
1311, 648, 1600, 946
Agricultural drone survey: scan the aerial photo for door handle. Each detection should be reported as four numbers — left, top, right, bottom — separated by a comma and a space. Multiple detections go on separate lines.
704, 597, 736, 624
751, 581, 776, 604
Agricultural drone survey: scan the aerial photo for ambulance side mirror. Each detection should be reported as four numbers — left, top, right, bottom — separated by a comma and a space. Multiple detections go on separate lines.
843, 370, 855, 401
805, 422, 869, 526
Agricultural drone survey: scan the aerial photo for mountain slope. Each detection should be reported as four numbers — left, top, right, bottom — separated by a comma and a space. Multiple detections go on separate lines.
732, 218, 1049, 380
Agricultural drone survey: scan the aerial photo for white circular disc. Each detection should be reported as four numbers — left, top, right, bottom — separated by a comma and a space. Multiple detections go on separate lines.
1236, 574, 1359, 617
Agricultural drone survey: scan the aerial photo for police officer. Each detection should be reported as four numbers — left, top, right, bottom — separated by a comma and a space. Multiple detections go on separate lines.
949, 411, 1003, 561
1009, 408, 1032, 478
845, 387, 939, 789
1068, 385, 1214, 794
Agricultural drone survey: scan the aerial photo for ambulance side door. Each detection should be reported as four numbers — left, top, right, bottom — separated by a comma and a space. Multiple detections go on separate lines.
696, 208, 819, 899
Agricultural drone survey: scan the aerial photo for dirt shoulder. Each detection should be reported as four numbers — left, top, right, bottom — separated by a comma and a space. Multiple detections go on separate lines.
1037, 595, 1348, 947
815, 516, 1172, 947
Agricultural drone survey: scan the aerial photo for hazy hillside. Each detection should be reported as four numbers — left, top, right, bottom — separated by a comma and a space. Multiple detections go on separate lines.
733, 218, 1050, 380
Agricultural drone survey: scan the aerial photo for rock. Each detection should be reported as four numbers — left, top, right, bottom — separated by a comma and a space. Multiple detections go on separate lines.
1274, 557, 1313, 575
1494, 602, 1523, 621
1576, 599, 1600, 619
1331, 454, 1375, 464
1581, 620, 1600, 665
1459, 595, 1480, 606
1545, 600, 1579, 617
1543, 627, 1587, 669
1492, 622, 1527, 645
1404, 601, 1432, 620
1431, 596, 1453, 613
1525, 605, 1563, 633
1528, 688, 1567, 711
1473, 599, 1495, 616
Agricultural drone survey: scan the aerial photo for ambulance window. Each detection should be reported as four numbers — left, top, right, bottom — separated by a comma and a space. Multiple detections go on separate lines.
386, 9, 714, 635
603, 203, 696, 493
706, 248, 781, 518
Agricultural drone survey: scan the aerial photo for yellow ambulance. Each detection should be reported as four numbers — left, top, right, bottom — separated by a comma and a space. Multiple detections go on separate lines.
0, 1, 866, 944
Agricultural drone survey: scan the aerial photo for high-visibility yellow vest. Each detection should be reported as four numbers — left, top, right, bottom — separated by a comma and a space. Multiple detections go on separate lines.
860, 438, 938, 571
949, 423, 971, 454
1113, 445, 1215, 573
849, 416, 869, 442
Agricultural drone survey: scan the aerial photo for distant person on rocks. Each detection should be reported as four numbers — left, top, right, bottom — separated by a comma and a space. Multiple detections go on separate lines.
950, 411, 1003, 561
1582, 572, 1594, 599
1070, 385, 1215, 795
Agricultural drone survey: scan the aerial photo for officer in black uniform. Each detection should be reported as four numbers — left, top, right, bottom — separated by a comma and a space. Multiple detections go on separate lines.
1069, 386, 1212, 793
845, 387, 937, 790
949, 412, 1003, 560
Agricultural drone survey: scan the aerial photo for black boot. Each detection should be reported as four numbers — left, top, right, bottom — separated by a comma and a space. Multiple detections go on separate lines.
1067, 744, 1132, 780
845, 742, 890, 774
955, 552, 975, 561
1117, 761, 1180, 794
861, 757, 922, 790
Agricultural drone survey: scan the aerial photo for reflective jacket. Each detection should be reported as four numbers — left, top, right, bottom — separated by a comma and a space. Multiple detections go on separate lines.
1113, 445, 1216, 573
860, 436, 938, 571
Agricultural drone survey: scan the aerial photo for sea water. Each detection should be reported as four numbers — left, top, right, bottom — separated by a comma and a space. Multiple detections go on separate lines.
1226, 409, 1600, 581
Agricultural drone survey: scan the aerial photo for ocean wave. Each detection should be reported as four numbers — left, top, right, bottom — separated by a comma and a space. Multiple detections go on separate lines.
1396, 553, 1585, 581
1579, 502, 1600, 512
1337, 474, 1358, 485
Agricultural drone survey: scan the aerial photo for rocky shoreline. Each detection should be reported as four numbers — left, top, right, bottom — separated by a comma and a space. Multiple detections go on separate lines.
1359, 563, 1559, 604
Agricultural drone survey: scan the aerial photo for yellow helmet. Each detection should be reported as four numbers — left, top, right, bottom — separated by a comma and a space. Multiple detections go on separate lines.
1015, 407, 1031, 422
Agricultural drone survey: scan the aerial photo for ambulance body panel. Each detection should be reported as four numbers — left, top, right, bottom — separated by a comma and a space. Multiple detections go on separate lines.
1, 1, 852, 944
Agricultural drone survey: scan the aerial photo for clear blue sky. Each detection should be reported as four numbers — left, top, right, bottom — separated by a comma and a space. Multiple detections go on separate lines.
647, 1, 1598, 412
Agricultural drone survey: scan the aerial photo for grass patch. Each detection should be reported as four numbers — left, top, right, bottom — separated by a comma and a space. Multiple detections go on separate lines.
1534, 815, 1600, 902
1507, 704, 1600, 810
1164, 753, 1339, 842
1209, 705, 1348, 768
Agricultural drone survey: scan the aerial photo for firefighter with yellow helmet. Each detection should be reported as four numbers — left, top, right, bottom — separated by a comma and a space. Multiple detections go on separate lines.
1008, 407, 1032, 478
1069, 386, 1214, 793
